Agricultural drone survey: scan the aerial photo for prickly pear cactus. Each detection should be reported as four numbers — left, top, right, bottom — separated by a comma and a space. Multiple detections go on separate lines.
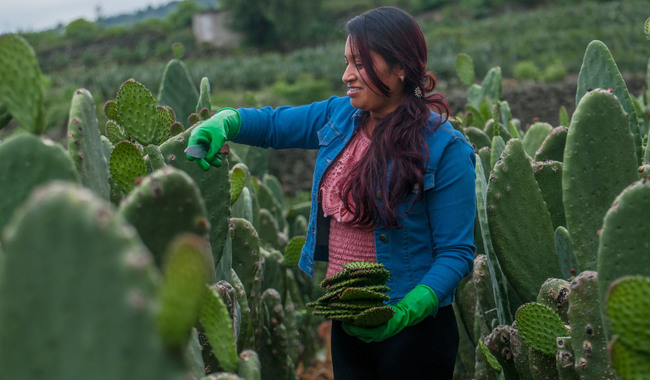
536, 278, 570, 324
567, 271, 615, 378
487, 138, 560, 303
0, 134, 79, 231
534, 126, 568, 162
258, 209, 283, 250
157, 59, 199, 128
108, 140, 147, 199
283, 235, 305, 268
257, 288, 292, 380
118, 166, 213, 274
532, 160, 565, 230
257, 178, 287, 237
515, 303, 568, 356
473, 255, 497, 324
230, 217, 265, 352
605, 276, 650, 379
0, 102, 11, 130
114, 79, 163, 145
307, 261, 393, 327
200, 285, 240, 373
467, 66, 502, 109
0, 182, 187, 379
576, 40, 643, 163
196, 77, 212, 114
554, 226, 578, 279
477, 146, 492, 173
67, 88, 110, 200
477, 339, 503, 378
563, 89, 639, 271
605, 276, 650, 354
105, 119, 128, 144
516, 302, 567, 379
522, 122, 553, 158
260, 247, 286, 298
230, 164, 248, 204
455, 53, 475, 87
465, 126, 492, 150
158, 126, 231, 270
230, 268, 254, 352
597, 177, 650, 327
238, 350, 261, 380
455, 272, 479, 345
609, 337, 650, 380
475, 152, 511, 326
157, 233, 213, 349
0, 34, 45, 134
484, 325, 518, 379
489, 135, 505, 170
230, 217, 264, 307
510, 322, 534, 380
555, 337, 579, 380
527, 345, 560, 380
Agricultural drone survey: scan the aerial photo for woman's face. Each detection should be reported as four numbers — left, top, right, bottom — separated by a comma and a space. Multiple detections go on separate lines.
342, 37, 405, 118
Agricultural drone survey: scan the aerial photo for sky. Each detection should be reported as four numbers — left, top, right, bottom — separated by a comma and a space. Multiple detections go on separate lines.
1, 0, 171, 34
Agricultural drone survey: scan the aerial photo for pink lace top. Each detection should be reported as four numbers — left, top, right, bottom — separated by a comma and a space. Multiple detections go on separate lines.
319, 129, 377, 277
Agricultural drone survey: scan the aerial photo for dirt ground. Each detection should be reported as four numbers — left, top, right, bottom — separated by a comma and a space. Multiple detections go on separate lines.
297, 321, 334, 380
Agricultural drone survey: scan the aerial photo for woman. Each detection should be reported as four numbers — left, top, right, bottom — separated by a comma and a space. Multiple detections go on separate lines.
187, 7, 475, 379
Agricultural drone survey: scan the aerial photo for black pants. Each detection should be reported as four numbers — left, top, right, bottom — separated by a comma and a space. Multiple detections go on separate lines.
330, 305, 458, 380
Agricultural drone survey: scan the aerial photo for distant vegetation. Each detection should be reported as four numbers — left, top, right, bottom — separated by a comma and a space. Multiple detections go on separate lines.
5, 0, 650, 137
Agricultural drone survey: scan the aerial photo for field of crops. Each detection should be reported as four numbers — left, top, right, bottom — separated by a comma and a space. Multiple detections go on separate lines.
0, 2, 649, 379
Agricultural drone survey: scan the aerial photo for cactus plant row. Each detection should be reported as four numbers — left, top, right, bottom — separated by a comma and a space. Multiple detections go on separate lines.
452, 29, 650, 379
2, 17, 650, 379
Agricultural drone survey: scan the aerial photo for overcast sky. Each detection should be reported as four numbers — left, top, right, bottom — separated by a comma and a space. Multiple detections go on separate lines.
1, 0, 171, 34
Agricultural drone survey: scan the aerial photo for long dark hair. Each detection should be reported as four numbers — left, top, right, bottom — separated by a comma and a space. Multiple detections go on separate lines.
340, 6, 450, 228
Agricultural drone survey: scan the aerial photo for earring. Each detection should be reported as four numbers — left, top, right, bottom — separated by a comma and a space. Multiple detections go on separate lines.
399, 75, 404, 82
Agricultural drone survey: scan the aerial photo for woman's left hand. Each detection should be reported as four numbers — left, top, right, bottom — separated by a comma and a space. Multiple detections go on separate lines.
342, 284, 439, 342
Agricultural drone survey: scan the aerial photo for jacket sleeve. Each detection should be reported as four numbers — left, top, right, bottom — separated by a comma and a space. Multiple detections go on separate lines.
234, 96, 347, 150
420, 134, 476, 303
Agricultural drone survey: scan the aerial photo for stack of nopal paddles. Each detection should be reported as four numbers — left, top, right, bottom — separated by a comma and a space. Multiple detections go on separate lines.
307, 261, 394, 327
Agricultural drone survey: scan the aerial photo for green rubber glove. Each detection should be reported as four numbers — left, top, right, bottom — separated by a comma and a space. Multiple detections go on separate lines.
342, 284, 438, 343
186, 108, 241, 171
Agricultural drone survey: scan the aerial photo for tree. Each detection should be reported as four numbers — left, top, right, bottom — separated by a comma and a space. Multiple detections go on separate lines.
65, 19, 98, 45
166, 0, 203, 31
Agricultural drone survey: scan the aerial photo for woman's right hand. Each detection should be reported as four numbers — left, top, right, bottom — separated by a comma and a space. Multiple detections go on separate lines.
186, 108, 241, 171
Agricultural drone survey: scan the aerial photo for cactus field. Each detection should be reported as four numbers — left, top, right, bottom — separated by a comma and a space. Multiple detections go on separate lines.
1, 15, 650, 380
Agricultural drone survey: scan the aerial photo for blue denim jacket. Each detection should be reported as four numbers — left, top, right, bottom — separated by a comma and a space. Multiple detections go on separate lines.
235, 96, 476, 307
